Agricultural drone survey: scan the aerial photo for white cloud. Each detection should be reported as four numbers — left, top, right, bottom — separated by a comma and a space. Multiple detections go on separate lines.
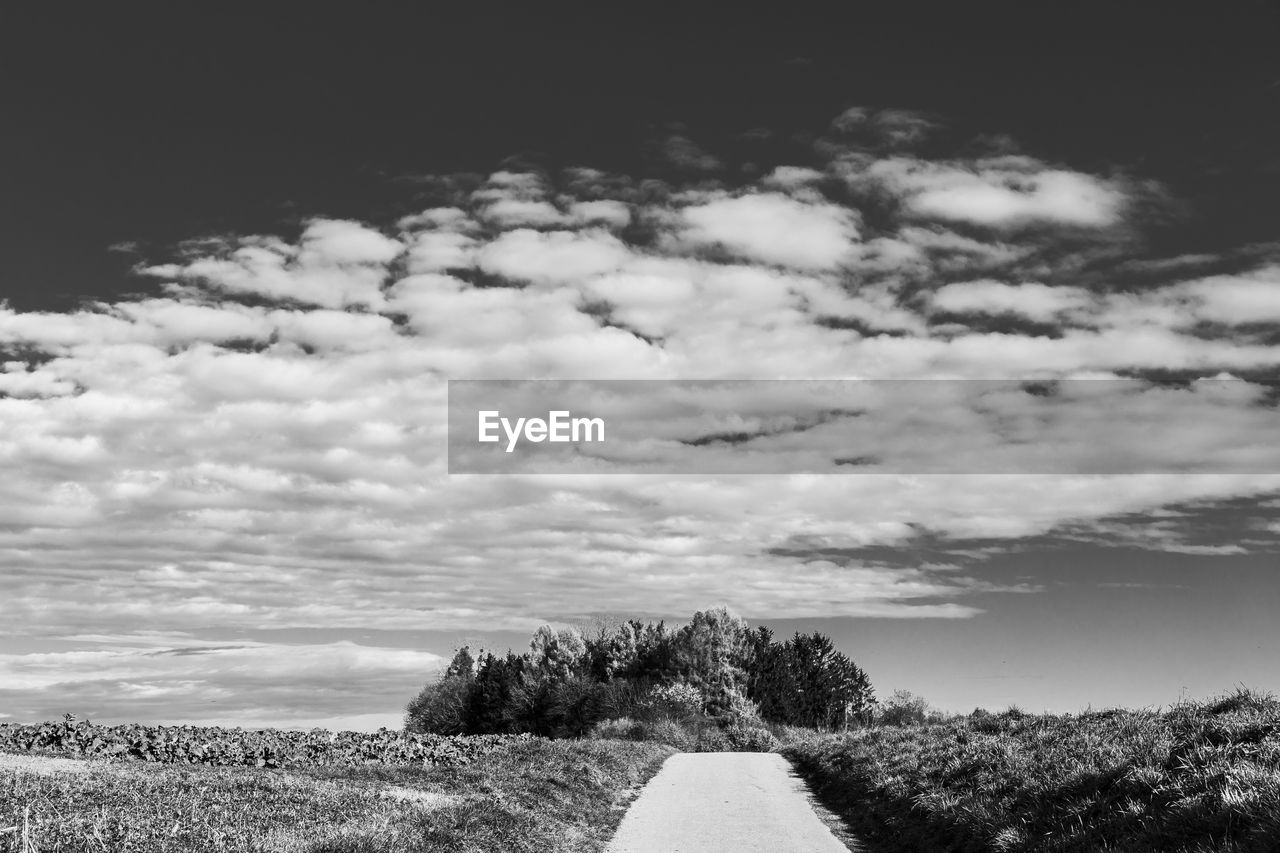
298, 219, 403, 266
1177, 266, 1280, 325
4, 111, 1280, 727
762, 166, 825, 188
477, 228, 632, 284
0, 638, 444, 728
479, 199, 567, 227
930, 280, 1094, 322
157, 240, 391, 310
115, 300, 275, 344
863, 157, 1126, 228
677, 192, 860, 270
567, 199, 632, 229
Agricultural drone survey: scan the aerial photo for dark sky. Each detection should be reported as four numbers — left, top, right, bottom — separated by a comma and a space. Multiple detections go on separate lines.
3, 4, 1280, 727
3, 3, 1279, 310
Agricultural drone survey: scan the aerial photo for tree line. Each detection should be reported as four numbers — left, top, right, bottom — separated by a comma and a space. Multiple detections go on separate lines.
405, 607, 874, 738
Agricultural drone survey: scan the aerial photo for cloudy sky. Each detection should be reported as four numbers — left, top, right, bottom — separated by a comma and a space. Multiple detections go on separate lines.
2, 5, 1279, 730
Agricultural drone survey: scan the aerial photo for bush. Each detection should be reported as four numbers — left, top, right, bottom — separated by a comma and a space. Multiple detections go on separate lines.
635, 718, 698, 751
722, 724, 780, 752
876, 689, 930, 727
595, 679, 648, 722
640, 682, 703, 722
588, 717, 643, 741
784, 688, 1280, 852
693, 724, 731, 752
405, 675, 474, 735
717, 687, 766, 728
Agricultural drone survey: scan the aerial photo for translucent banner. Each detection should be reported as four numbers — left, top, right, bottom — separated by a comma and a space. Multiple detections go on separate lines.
447, 379, 1280, 474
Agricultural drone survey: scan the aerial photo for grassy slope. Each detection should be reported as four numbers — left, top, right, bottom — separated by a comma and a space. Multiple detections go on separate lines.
1, 738, 671, 853
783, 690, 1280, 853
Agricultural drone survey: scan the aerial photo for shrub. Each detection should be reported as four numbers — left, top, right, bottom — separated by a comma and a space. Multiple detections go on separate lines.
588, 717, 643, 741
717, 687, 766, 727
595, 679, 648, 722
784, 688, 1280, 852
641, 682, 703, 722
635, 718, 698, 751
876, 689, 930, 727
405, 675, 474, 735
694, 724, 731, 752
722, 723, 780, 752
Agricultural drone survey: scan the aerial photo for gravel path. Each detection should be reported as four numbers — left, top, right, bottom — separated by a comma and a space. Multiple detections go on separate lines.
607, 752, 858, 853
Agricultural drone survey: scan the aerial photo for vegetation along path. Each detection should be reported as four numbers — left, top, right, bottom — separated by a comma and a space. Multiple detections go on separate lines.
607, 752, 857, 853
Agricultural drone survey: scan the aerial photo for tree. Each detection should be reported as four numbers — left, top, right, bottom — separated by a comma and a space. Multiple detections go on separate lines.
673, 607, 749, 715
466, 652, 531, 734
877, 689, 930, 726
404, 675, 473, 735
744, 625, 799, 723
404, 646, 478, 734
528, 625, 588, 680
444, 646, 475, 679
785, 632, 874, 729
742, 630, 873, 729
403, 609, 875, 737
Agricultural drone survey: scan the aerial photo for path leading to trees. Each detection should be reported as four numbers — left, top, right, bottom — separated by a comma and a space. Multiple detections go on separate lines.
606, 752, 858, 853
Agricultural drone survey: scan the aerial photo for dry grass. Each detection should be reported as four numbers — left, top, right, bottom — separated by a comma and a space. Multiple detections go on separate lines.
784, 688, 1280, 852
0, 739, 671, 852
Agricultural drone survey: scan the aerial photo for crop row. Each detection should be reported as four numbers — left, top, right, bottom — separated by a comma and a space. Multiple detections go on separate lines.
0, 715, 531, 769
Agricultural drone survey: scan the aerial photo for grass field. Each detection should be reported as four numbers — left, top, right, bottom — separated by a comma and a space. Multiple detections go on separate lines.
783, 688, 1280, 852
0, 737, 671, 853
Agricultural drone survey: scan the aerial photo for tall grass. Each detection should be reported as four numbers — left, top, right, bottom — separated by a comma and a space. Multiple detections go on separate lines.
784, 688, 1280, 852
0, 738, 671, 852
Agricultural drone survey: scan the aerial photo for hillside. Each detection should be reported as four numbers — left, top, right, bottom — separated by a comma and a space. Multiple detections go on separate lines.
784, 689, 1280, 852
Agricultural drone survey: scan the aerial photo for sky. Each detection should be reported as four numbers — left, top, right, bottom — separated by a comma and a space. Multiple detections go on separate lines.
2, 4, 1279, 730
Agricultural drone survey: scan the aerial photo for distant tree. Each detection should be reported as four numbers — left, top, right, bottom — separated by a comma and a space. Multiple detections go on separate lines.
877, 689, 930, 726
743, 630, 873, 729
404, 675, 473, 735
528, 625, 588, 680
620, 619, 678, 683
744, 625, 800, 722
466, 652, 531, 734
443, 646, 475, 679
404, 647, 478, 735
673, 607, 750, 715
404, 609, 876, 737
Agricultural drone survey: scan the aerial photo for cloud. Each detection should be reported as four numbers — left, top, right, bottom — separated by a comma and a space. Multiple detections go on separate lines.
4, 107, 1280, 725
676, 192, 860, 270
930, 280, 1093, 323
859, 157, 1126, 229
567, 200, 632, 229
476, 228, 633, 284
762, 166, 825, 189
830, 107, 938, 147
660, 134, 724, 171
479, 199, 568, 228
0, 637, 443, 729
1176, 265, 1280, 325
147, 226, 398, 311
299, 219, 403, 266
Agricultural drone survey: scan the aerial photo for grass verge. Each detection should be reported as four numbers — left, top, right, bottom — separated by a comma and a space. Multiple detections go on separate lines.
1, 738, 671, 852
783, 688, 1280, 853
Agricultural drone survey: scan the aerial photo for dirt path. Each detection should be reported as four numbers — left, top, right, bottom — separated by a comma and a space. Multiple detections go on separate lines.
0, 751, 101, 776
607, 752, 858, 853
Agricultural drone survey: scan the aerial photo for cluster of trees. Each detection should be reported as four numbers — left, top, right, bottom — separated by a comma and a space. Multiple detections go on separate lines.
405, 607, 874, 738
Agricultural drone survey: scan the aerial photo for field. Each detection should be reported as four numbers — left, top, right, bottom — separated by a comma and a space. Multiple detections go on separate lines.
783, 689, 1280, 853
0, 721, 671, 853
